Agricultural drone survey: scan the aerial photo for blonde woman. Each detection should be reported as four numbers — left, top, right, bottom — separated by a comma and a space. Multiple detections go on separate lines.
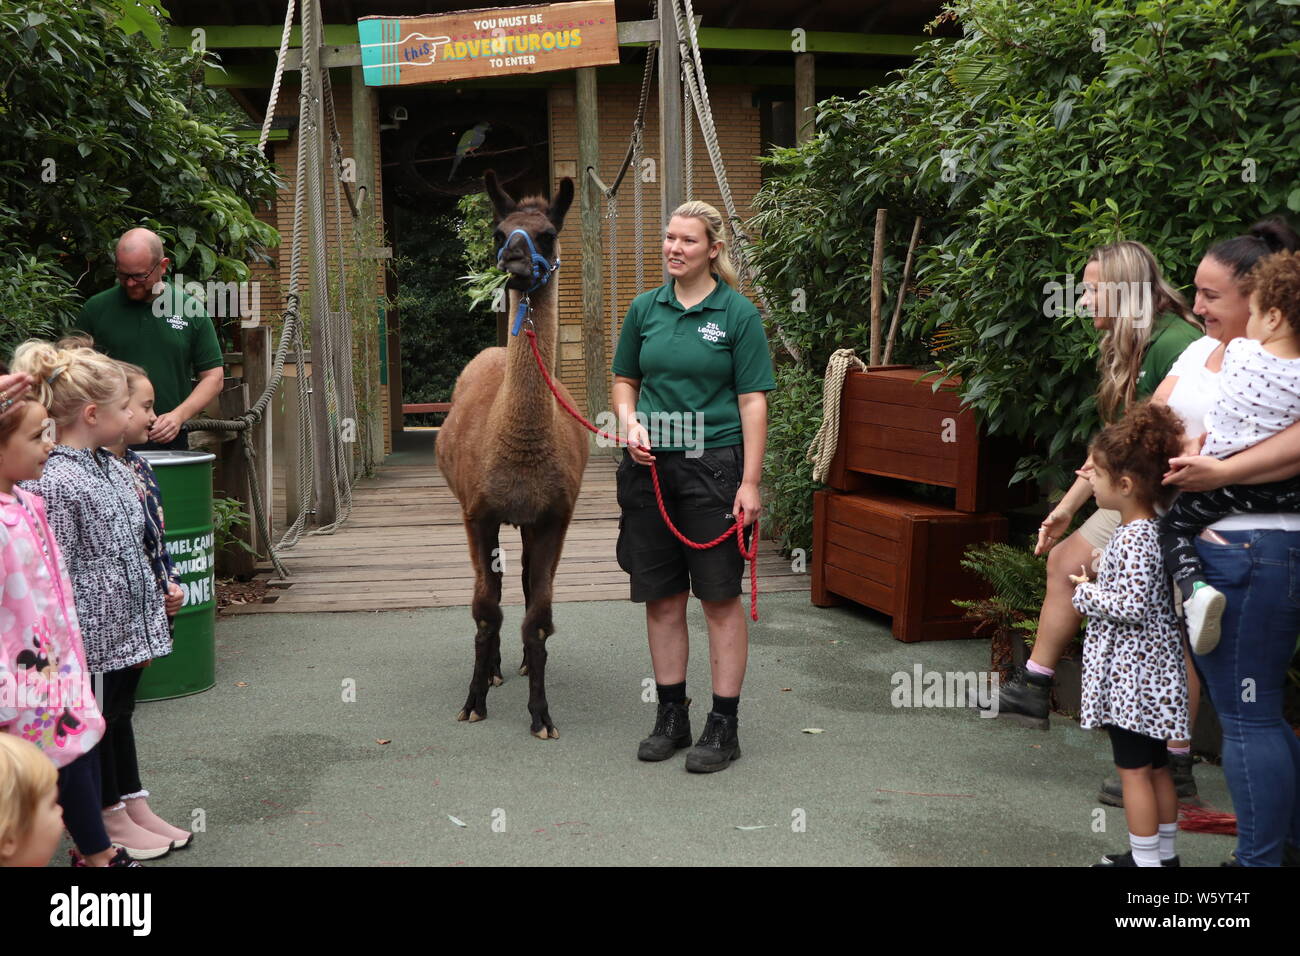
990, 243, 1201, 751
612, 200, 775, 773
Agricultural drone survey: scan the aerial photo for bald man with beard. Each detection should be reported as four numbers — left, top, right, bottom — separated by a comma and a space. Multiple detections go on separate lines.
73, 227, 225, 450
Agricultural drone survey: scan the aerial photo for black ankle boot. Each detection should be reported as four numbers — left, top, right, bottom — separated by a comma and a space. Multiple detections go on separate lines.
1099, 752, 1198, 807
985, 665, 1052, 729
685, 711, 741, 773
637, 698, 692, 761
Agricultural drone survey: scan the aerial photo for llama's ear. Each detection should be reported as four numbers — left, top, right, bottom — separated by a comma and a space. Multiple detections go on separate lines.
484, 169, 515, 222
549, 177, 575, 233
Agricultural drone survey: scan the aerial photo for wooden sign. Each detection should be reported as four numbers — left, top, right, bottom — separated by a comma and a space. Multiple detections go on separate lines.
358, 1, 620, 87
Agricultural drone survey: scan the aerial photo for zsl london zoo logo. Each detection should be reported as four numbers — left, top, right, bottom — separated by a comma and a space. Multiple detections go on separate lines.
698, 321, 726, 343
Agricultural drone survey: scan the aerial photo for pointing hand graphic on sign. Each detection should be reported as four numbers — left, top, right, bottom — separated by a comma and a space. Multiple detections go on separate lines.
360, 32, 452, 66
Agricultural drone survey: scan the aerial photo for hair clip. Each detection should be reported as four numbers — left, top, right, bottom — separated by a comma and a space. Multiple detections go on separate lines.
47, 366, 65, 385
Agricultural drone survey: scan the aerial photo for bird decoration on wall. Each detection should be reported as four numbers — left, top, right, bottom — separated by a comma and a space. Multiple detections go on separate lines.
449, 121, 491, 181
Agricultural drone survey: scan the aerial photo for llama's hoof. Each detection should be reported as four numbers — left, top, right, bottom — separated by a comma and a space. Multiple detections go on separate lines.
518, 664, 528, 676
456, 708, 485, 722
490, 674, 504, 687
532, 725, 559, 740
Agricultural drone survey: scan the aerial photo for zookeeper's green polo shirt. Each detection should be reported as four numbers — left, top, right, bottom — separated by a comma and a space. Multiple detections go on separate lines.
74, 283, 224, 417
612, 276, 777, 451
1136, 312, 1202, 400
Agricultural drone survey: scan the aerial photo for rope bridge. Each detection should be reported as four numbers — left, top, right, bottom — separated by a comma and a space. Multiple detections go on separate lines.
186, 0, 367, 580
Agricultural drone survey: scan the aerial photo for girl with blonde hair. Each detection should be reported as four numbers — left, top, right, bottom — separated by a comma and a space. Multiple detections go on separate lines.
10, 340, 175, 863
0, 734, 64, 867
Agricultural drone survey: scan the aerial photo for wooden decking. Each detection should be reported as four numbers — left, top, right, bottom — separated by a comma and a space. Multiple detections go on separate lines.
233, 431, 808, 613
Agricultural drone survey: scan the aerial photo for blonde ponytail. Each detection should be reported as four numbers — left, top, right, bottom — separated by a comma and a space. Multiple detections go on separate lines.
10, 339, 128, 428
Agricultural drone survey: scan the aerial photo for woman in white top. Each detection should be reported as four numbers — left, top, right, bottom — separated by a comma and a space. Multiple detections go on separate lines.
1158, 217, 1300, 866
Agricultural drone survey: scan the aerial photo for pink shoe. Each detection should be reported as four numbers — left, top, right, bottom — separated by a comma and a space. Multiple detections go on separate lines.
123, 792, 193, 849
101, 802, 172, 860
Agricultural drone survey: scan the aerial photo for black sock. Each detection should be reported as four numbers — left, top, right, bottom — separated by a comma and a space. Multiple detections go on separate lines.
712, 693, 739, 717
657, 681, 686, 705
1177, 576, 1205, 602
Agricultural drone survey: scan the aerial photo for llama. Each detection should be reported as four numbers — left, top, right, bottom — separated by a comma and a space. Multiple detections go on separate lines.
435, 170, 590, 739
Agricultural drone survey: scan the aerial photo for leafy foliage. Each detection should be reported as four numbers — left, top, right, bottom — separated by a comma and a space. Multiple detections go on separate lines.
393, 194, 498, 423
952, 540, 1048, 643
457, 191, 509, 312
0, 0, 281, 350
748, 0, 1300, 553
212, 495, 255, 562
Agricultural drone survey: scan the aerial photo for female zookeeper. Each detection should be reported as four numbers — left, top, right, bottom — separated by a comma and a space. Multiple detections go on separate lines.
611, 199, 776, 774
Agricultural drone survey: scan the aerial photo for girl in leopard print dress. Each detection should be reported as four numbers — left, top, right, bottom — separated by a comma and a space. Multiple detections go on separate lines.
1070, 402, 1190, 867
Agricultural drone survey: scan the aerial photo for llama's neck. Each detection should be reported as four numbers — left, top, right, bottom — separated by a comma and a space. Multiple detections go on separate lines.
499, 279, 562, 442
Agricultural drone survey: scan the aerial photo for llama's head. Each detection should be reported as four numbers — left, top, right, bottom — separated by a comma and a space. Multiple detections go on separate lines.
485, 169, 574, 291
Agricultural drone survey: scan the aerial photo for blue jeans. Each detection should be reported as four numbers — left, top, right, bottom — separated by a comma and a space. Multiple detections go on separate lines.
1195, 529, 1300, 866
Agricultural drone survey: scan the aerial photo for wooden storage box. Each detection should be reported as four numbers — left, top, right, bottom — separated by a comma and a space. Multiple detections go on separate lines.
811, 488, 1007, 642
826, 367, 1033, 512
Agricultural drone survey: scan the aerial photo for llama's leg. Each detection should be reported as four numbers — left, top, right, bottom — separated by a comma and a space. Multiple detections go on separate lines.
518, 528, 533, 676
521, 514, 567, 739
457, 515, 503, 722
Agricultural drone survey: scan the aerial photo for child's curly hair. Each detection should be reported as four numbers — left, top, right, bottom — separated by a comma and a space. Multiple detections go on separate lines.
1089, 401, 1184, 507
1240, 249, 1300, 337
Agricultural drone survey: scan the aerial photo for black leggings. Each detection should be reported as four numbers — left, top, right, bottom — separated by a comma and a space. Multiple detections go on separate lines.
57, 751, 111, 856
1107, 725, 1170, 770
1159, 476, 1300, 597
97, 667, 144, 807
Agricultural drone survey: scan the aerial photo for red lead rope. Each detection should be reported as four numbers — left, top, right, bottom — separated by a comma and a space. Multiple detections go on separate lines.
523, 327, 760, 620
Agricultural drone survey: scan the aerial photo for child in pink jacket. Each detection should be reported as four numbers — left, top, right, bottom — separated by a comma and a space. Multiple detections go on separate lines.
0, 384, 132, 866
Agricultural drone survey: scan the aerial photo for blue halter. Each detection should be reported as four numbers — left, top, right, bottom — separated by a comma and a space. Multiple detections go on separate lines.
496, 228, 560, 335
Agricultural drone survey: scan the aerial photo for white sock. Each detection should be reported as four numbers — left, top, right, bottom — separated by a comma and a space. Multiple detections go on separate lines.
1158, 822, 1178, 860
1130, 831, 1161, 867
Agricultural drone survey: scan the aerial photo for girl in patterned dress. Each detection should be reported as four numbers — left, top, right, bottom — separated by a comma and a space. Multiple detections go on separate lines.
104, 361, 190, 849
1070, 401, 1190, 867
10, 341, 175, 863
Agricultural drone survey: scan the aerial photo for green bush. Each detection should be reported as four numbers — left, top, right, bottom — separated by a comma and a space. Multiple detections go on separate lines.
0, 0, 281, 350
393, 194, 498, 423
749, 0, 1300, 553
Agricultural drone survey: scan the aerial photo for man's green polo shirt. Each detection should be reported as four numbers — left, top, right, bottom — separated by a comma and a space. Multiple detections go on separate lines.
612, 276, 776, 451
1136, 312, 1202, 400
74, 283, 224, 416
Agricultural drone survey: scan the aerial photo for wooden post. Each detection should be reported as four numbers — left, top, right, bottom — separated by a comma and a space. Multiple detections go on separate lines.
240, 323, 272, 555
870, 208, 887, 366
658, 3, 683, 282
576, 68, 607, 425
351, 65, 385, 468
795, 52, 816, 144
883, 216, 923, 366
303, 0, 337, 526
215, 381, 257, 580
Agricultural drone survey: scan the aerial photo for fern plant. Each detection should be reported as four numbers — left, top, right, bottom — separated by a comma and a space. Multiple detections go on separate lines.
953, 539, 1072, 681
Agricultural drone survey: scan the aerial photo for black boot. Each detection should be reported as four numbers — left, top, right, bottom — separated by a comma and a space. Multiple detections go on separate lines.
984, 665, 1052, 729
1099, 752, 1198, 807
684, 711, 741, 773
637, 698, 692, 761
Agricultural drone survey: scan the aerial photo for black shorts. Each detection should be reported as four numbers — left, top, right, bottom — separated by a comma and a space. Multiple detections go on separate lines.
1106, 724, 1170, 770
615, 444, 753, 603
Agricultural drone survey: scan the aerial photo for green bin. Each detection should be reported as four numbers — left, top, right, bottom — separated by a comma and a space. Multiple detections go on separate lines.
135, 450, 217, 702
